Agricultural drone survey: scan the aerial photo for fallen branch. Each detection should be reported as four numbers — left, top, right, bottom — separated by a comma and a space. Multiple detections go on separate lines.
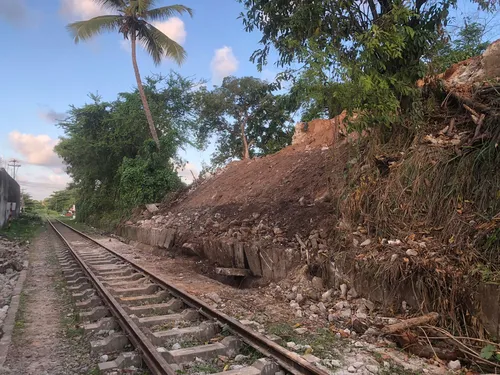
381, 312, 439, 335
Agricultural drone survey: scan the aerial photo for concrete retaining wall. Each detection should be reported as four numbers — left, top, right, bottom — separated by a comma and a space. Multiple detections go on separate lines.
0, 169, 20, 229
118, 225, 300, 281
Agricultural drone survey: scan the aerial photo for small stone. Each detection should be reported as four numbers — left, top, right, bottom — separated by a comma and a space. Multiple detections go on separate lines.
348, 287, 358, 298
329, 359, 341, 367
348, 366, 356, 373
334, 301, 346, 310
406, 249, 418, 256
299, 196, 305, 206
273, 227, 283, 235
311, 276, 323, 290
290, 301, 300, 309
353, 238, 359, 247
356, 312, 368, 319
354, 341, 364, 348
291, 286, 298, 292
286, 292, 296, 301
171, 343, 181, 350
388, 239, 402, 245
309, 305, 319, 313
318, 302, 327, 314
294, 327, 308, 334
286, 342, 297, 349
296, 293, 305, 304
230, 365, 245, 370
303, 354, 321, 364
418, 242, 427, 248
321, 289, 333, 301
340, 309, 351, 318
352, 362, 364, 369
206, 292, 222, 303
234, 354, 249, 362
295, 310, 303, 318
252, 213, 260, 219
366, 365, 379, 374
360, 239, 371, 247
100, 355, 109, 362
340, 284, 348, 299
390, 254, 398, 262
328, 314, 335, 322
448, 360, 461, 370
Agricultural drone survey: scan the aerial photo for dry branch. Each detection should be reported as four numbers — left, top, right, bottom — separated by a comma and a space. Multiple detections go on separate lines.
381, 312, 439, 335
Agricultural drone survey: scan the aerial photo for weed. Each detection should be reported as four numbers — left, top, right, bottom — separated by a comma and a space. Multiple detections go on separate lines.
267, 323, 343, 358
0, 213, 43, 242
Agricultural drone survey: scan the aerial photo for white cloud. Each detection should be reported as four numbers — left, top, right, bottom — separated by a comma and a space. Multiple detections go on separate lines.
8, 131, 63, 168
17, 172, 72, 200
59, 0, 110, 21
177, 162, 199, 184
211, 46, 239, 84
152, 17, 186, 45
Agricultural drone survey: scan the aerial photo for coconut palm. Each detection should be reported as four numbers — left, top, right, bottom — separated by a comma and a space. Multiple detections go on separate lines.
67, 0, 193, 149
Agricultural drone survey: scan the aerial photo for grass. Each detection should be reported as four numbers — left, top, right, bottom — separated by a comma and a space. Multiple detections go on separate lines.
13, 291, 27, 333
0, 213, 44, 242
58, 217, 103, 236
267, 322, 343, 358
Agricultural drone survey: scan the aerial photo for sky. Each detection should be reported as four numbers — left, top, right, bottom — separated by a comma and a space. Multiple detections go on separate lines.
0, 0, 279, 200
0, 0, 498, 200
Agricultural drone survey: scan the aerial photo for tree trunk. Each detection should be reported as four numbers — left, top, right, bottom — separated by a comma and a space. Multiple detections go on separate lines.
240, 120, 250, 159
130, 32, 161, 149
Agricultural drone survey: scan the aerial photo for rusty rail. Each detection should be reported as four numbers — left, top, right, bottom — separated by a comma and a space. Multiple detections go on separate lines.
53, 219, 330, 375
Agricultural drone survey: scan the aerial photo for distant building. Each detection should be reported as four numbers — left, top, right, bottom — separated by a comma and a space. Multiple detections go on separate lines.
0, 168, 21, 228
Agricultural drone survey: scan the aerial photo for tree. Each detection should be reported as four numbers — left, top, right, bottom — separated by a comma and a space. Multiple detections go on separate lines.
67, 0, 193, 149
428, 21, 489, 74
239, 0, 497, 127
55, 74, 198, 224
196, 76, 293, 166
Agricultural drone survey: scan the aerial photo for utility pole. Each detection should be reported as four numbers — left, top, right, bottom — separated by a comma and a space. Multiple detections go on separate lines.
8, 159, 21, 180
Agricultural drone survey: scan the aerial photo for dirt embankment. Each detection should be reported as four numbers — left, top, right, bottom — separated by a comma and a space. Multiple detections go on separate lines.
121, 42, 500, 343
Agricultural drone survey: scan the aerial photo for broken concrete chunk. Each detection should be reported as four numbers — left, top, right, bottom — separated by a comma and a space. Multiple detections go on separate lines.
145, 204, 159, 213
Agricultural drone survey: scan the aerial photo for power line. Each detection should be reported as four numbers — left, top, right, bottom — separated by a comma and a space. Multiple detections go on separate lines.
8, 159, 21, 180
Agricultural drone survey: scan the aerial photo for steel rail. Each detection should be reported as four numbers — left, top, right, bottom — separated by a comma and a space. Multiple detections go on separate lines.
48, 220, 177, 375
54, 219, 330, 375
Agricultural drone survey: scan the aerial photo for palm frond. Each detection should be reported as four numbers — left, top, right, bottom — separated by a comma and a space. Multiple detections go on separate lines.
137, 0, 157, 14
137, 22, 186, 65
93, 0, 126, 11
144, 5, 194, 21
67, 15, 123, 43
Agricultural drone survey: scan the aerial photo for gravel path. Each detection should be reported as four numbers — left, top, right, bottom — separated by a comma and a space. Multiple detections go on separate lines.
1, 227, 95, 375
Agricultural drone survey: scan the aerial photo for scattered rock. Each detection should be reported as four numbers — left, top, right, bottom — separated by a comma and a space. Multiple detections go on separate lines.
366, 364, 379, 374
390, 254, 398, 262
145, 203, 159, 213
360, 239, 371, 247
206, 292, 222, 303
321, 289, 333, 302
234, 354, 249, 362
348, 365, 356, 373
388, 239, 402, 245
294, 327, 308, 335
406, 249, 418, 256
311, 276, 324, 290
295, 293, 305, 304
448, 360, 461, 370
99, 355, 109, 362
340, 284, 348, 299
171, 343, 181, 350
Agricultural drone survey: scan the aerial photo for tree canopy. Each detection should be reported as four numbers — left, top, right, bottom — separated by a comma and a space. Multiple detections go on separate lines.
195, 76, 294, 166
55, 73, 201, 225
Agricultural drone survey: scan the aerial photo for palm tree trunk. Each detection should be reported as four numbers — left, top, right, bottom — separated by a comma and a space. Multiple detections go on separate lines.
131, 32, 160, 149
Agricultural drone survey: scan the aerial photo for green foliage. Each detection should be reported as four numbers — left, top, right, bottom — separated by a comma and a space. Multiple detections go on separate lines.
428, 21, 489, 74
0, 213, 43, 241
240, 0, 497, 128
67, 1, 192, 66
55, 73, 198, 227
480, 344, 500, 361
118, 138, 182, 208
196, 76, 293, 166
45, 189, 76, 213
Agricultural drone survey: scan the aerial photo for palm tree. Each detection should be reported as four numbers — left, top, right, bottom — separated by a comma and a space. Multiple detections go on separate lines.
67, 0, 193, 149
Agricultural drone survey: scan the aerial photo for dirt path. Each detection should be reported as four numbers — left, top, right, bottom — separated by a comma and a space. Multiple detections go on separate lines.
1, 227, 94, 375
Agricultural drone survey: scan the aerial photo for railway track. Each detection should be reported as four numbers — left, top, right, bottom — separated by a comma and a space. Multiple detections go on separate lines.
48, 219, 329, 375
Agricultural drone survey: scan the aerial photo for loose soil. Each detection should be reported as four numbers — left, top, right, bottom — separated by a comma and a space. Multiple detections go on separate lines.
1, 226, 95, 375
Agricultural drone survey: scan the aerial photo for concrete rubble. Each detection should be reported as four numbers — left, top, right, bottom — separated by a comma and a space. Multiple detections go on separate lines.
0, 237, 27, 338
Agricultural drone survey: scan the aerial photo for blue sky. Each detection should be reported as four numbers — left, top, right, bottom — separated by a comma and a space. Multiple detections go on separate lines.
0, 0, 498, 200
0, 0, 278, 199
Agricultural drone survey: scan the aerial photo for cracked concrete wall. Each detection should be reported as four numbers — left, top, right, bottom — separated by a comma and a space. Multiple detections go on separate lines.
0, 169, 20, 228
